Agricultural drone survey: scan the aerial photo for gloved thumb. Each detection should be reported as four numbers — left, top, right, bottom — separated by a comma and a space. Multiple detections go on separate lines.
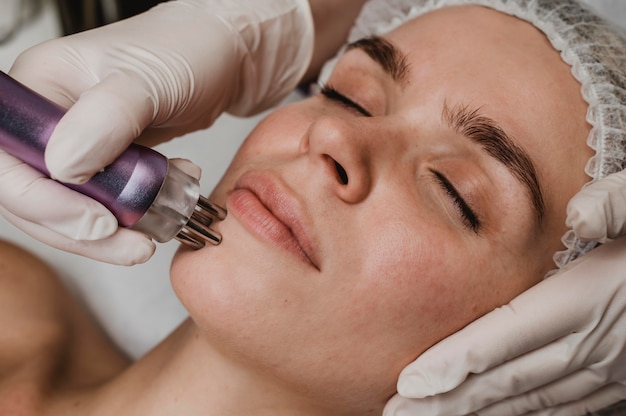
566, 169, 626, 242
45, 72, 156, 184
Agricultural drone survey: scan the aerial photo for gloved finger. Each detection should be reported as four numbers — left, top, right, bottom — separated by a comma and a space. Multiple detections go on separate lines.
383, 393, 441, 416
523, 384, 626, 416
397, 284, 589, 398
396, 242, 622, 400
541, 383, 626, 416
394, 339, 583, 416
0, 151, 117, 240
8, 40, 92, 109
45, 71, 157, 184
384, 392, 481, 416
395, 239, 626, 416
477, 368, 624, 416
170, 158, 202, 181
383, 383, 626, 416
0, 206, 155, 265
566, 169, 626, 242
396, 300, 611, 414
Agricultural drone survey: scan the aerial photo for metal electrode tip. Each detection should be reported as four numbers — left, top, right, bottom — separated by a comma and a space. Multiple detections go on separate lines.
175, 196, 227, 250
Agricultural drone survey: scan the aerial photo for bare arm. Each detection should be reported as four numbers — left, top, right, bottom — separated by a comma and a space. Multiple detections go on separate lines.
303, 0, 369, 83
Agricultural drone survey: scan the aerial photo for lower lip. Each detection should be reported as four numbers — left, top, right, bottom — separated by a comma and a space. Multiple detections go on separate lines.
227, 188, 314, 266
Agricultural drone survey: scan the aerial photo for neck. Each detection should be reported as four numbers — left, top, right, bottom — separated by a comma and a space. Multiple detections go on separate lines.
76, 319, 333, 416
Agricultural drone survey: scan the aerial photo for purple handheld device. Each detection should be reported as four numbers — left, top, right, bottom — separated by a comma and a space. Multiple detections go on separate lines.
0, 71, 225, 249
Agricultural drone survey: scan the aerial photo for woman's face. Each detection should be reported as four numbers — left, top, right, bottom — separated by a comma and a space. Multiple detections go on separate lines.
171, 4, 591, 412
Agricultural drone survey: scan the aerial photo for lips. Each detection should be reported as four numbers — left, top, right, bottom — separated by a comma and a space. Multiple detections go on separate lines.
227, 172, 319, 270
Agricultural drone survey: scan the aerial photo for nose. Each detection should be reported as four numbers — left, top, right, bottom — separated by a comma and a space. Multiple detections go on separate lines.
300, 116, 372, 203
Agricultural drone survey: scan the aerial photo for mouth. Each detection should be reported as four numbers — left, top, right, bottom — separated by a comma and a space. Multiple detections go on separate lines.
227, 172, 320, 270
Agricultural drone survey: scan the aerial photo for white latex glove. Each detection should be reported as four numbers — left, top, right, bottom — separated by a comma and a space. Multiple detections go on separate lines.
1, 0, 313, 265
383, 170, 626, 416
0, 157, 200, 265
566, 169, 626, 242
383, 237, 626, 416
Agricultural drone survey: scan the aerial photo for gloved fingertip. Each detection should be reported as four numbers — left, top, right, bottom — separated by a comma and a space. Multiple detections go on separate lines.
106, 232, 156, 266
397, 375, 438, 398
47, 211, 118, 241
84, 215, 119, 240
49, 170, 93, 186
566, 196, 608, 242
566, 208, 608, 242
46, 153, 96, 185
127, 238, 157, 265
564, 205, 579, 229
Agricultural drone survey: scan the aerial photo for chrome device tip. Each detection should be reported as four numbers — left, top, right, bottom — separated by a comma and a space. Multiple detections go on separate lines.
175, 196, 227, 250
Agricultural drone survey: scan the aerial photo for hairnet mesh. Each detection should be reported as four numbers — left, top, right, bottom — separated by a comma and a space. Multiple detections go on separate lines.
319, 0, 626, 270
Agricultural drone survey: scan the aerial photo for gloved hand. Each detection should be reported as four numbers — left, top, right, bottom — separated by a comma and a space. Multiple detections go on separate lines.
566, 169, 626, 242
0, 0, 313, 265
383, 170, 626, 416
0, 156, 199, 265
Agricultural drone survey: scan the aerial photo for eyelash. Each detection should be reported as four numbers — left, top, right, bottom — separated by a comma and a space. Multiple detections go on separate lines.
431, 170, 481, 233
321, 84, 480, 233
319, 83, 372, 117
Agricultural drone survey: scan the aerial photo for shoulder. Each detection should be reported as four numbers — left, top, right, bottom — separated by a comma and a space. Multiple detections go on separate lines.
0, 239, 70, 365
0, 239, 72, 414
0, 240, 129, 414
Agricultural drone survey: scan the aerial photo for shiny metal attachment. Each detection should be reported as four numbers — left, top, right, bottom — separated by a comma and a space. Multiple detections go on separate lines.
175, 196, 227, 249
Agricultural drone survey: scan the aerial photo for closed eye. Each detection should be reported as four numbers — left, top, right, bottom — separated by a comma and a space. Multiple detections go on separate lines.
319, 83, 372, 117
431, 170, 481, 233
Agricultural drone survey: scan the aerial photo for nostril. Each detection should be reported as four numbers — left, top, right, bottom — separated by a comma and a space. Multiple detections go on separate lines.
334, 161, 348, 185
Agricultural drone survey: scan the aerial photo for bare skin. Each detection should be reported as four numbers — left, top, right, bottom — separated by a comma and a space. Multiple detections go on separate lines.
0, 2, 368, 412
0, 240, 128, 416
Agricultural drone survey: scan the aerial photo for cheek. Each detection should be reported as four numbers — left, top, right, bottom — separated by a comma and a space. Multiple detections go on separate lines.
355, 222, 473, 352
207, 103, 315, 204
355, 216, 528, 362
231, 102, 314, 161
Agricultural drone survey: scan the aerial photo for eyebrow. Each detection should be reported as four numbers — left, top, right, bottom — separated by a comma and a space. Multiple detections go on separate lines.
442, 102, 546, 223
346, 36, 410, 85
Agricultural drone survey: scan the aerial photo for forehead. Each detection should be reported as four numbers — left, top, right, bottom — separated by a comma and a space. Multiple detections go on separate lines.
383, 5, 569, 94
379, 5, 589, 155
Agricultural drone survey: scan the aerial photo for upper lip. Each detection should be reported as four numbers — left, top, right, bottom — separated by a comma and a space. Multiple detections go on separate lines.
233, 171, 320, 270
